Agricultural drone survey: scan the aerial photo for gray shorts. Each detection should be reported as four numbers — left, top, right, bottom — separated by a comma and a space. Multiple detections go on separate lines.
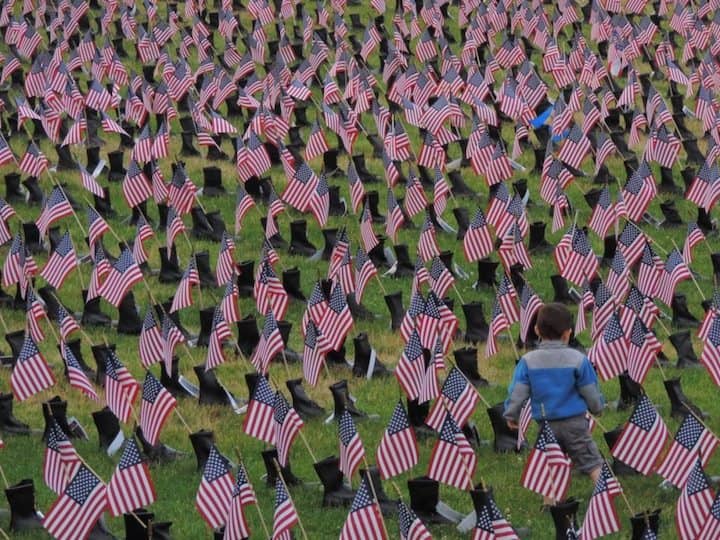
547, 415, 603, 475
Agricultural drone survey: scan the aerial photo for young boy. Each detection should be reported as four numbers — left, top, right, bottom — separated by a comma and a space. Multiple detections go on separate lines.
503, 303, 605, 492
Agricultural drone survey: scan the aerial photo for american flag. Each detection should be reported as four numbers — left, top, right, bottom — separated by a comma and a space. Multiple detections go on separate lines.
340, 474, 387, 540
699, 491, 720, 537
520, 421, 571, 502
273, 391, 304, 467
61, 342, 98, 401
554, 226, 598, 286
40, 232, 77, 290
272, 476, 299, 540
196, 445, 235, 529
170, 258, 200, 313
348, 162, 366, 215
606, 250, 630, 300
579, 462, 623, 539
657, 413, 719, 488
105, 350, 140, 424
395, 330, 426, 401
627, 318, 662, 385
86, 205, 109, 249
166, 205, 185, 252
283, 162, 319, 213
611, 395, 669, 476
658, 249, 692, 306
425, 367, 480, 431
428, 412, 477, 490
309, 173, 330, 228
139, 371, 176, 446
683, 222, 706, 264
251, 310, 285, 375
589, 312, 628, 381
11, 334, 55, 401
676, 459, 715, 540
43, 420, 81, 495
622, 161, 657, 222
354, 248, 377, 304
617, 222, 646, 268
122, 160, 152, 209
100, 248, 143, 308
42, 465, 108, 540
206, 307, 232, 370
360, 204, 379, 253
377, 400, 419, 479
226, 462, 257, 540
18, 141, 49, 178
519, 284, 543, 343
246, 130, 272, 177
386, 189, 405, 243
418, 212, 440, 263
234, 185, 256, 234
168, 163, 196, 215
398, 500, 432, 540
215, 232, 236, 287
404, 173, 428, 218
56, 305, 80, 342
319, 282, 353, 353
243, 374, 276, 444
338, 409, 366, 479
588, 186, 616, 239
254, 260, 289, 322
463, 208, 494, 263
139, 308, 164, 369
302, 319, 327, 387
36, 187, 73, 238
305, 121, 329, 161
701, 317, 720, 387
485, 299, 511, 359
107, 437, 156, 517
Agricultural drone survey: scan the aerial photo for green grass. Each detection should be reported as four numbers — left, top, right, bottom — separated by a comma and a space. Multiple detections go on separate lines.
0, 0, 718, 539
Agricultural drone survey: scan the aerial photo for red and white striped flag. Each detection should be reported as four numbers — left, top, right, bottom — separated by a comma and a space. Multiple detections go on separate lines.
579, 462, 623, 539
376, 400, 419, 479
139, 371, 176, 446
43, 420, 81, 495
196, 445, 235, 529
428, 412, 477, 490
107, 437, 156, 516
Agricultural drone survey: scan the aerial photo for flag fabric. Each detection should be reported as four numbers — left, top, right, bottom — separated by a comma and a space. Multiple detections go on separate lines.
251, 310, 285, 375
272, 476, 300, 540
107, 437, 156, 516
463, 208, 494, 262
338, 409, 366, 479
104, 350, 140, 424
588, 313, 628, 381
427, 412, 477, 490
398, 500, 432, 540
521, 421, 572, 502
611, 395, 669, 476
376, 400, 419, 479
61, 342, 98, 401
676, 459, 715, 540
579, 462, 623, 540
36, 187, 73, 237
426, 367, 480, 431
139, 308, 164, 369
196, 445, 235, 530
139, 371, 177, 446
244, 375, 277, 444
11, 334, 55, 401
273, 391, 304, 467
340, 475, 387, 540
657, 414, 720, 488
100, 248, 143, 308
43, 420, 81, 495
225, 462, 257, 540
40, 232, 78, 289
43, 464, 108, 540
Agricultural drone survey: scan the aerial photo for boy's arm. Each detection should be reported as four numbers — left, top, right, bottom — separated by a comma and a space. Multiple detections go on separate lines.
576, 356, 605, 415
503, 359, 530, 422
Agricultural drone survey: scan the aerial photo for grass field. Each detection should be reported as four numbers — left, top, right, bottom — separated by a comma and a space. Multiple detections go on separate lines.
0, 0, 718, 538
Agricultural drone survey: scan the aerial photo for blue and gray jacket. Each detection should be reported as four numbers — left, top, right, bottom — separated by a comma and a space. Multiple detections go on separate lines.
503, 341, 605, 422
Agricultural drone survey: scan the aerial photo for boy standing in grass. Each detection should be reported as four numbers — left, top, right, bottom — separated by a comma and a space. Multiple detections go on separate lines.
503, 303, 605, 496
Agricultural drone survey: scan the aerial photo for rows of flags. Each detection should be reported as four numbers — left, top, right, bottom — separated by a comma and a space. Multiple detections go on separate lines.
1, 0, 720, 536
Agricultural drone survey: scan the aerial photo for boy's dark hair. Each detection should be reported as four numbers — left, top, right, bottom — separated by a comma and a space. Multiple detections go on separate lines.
535, 303, 573, 340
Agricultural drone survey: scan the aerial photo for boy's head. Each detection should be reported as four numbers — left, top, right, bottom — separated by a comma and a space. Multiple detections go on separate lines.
535, 303, 573, 342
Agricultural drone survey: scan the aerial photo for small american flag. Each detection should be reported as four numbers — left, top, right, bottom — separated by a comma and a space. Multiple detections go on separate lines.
611, 395, 669, 476
243, 375, 276, 444
376, 400, 419, 479
107, 437, 156, 516
139, 371, 176, 446
56, 305, 80, 343
683, 222, 706, 264
196, 445, 235, 529
676, 459, 715, 540
463, 208, 494, 263
122, 160, 152, 209
273, 391, 304, 467
11, 334, 55, 401
86, 205, 109, 249
699, 491, 720, 537
521, 421, 571, 501
425, 367, 480, 431
658, 249, 692, 306
42, 464, 108, 540
340, 475, 387, 540
251, 310, 285, 375
428, 412, 477, 490
139, 308, 164, 369
18, 141, 49, 178
254, 260, 289, 322
319, 282, 353, 353
589, 312, 628, 381
398, 500, 432, 540
61, 343, 98, 401
579, 462, 623, 539
354, 248, 377, 304
395, 329, 426, 401
105, 350, 140, 424
418, 212, 440, 262
657, 414, 719, 488
283, 162, 319, 213
360, 204, 379, 253
206, 307, 232, 370
100, 249, 143, 308
302, 320, 326, 387
519, 284, 543, 343
621, 161, 657, 222
338, 409, 366, 479
170, 258, 200, 313
226, 462, 257, 540
40, 232, 77, 290
485, 299, 510, 359
43, 420, 81, 495
36, 187, 73, 237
